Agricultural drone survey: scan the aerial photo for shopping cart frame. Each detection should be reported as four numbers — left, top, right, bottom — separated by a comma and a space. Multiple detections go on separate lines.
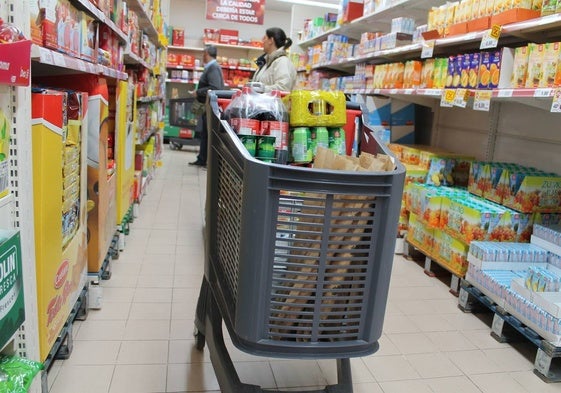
194, 90, 405, 393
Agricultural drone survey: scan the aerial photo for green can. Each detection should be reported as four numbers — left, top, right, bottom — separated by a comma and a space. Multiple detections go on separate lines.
291, 127, 311, 163
256, 135, 276, 159
310, 126, 329, 156
239, 134, 257, 156
328, 127, 346, 155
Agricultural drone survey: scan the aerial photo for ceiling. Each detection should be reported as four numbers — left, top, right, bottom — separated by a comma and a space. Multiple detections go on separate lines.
242, 0, 339, 12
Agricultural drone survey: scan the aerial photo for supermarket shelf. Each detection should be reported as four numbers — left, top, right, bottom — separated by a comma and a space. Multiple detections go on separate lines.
167, 65, 204, 71
124, 50, 153, 70
299, 0, 442, 47
302, 13, 561, 71
126, 0, 163, 47
168, 45, 205, 52
137, 127, 158, 145
531, 235, 561, 257
31, 45, 128, 80
71, 0, 128, 44
204, 42, 264, 52
166, 78, 197, 84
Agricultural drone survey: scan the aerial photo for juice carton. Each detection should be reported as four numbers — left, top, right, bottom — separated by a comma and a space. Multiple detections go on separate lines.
460, 54, 471, 87
489, 50, 501, 88
525, 43, 545, 88
421, 59, 435, 88
453, 54, 464, 87
468, 161, 489, 196
532, 0, 544, 10
400, 145, 422, 165
408, 213, 435, 252
511, 45, 530, 88
435, 229, 469, 275
503, 171, 561, 213
541, 0, 558, 14
485, 163, 509, 204
478, 51, 493, 89
469, 52, 481, 88
541, 42, 561, 87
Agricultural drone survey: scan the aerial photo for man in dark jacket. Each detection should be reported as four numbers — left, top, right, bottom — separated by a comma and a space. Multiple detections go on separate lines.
189, 45, 224, 167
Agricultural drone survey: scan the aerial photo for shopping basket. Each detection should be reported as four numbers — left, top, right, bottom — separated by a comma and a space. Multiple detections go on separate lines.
194, 90, 405, 392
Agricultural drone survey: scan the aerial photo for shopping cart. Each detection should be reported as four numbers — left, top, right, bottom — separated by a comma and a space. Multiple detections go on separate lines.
194, 90, 405, 393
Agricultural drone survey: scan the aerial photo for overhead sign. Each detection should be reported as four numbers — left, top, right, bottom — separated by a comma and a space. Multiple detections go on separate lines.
206, 0, 266, 25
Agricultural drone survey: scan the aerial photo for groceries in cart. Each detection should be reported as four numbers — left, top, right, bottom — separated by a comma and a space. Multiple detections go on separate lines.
222, 87, 395, 171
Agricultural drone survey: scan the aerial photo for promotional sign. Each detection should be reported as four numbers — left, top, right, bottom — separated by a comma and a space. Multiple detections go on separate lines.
206, 0, 266, 25
0, 40, 31, 86
0, 231, 25, 349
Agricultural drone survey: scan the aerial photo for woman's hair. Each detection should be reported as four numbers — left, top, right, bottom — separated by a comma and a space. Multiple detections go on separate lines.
266, 27, 292, 50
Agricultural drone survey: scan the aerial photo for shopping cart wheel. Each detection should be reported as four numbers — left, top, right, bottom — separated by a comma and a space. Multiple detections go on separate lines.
194, 327, 205, 350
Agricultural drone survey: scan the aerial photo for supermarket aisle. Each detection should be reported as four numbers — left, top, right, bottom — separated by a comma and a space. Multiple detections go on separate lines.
47, 148, 557, 393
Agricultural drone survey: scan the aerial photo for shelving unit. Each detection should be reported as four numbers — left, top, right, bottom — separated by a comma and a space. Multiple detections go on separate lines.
0, 0, 166, 391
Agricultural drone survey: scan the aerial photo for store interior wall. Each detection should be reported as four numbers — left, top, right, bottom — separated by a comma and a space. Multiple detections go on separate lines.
168, 0, 292, 47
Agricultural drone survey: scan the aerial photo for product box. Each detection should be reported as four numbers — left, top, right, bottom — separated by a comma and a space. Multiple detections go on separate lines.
468, 161, 491, 196
32, 89, 88, 361
525, 43, 545, 88
408, 212, 436, 252
541, 42, 561, 87
80, 11, 97, 63
204, 28, 220, 43
421, 59, 435, 88
469, 52, 481, 88
30, 0, 43, 46
42, 0, 81, 56
478, 51, 494, 88
503, 172, 561, 213
219, 29, 239, 45
510, 45, 530, 88
0, 230, 25, 350
172, 28, 185, 46
434, 229, 469, 275
445, 55, 456, 88
340, 0, 364, 24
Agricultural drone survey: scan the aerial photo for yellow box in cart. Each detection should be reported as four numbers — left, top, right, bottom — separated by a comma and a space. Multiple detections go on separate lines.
285, 90, 346, 127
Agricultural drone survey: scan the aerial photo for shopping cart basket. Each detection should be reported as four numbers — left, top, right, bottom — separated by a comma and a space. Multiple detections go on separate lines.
194, 90, 406, 392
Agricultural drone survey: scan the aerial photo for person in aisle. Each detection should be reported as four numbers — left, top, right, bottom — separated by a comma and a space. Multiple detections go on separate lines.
252, 27, 297, 93
189, 44, 225, 167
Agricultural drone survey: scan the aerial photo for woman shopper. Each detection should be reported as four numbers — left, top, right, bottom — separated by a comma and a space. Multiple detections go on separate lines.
252, 27, 297, 93
189, 45, 225, 167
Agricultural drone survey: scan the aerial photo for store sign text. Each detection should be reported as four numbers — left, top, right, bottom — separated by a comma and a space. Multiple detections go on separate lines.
206, 0, 265, 25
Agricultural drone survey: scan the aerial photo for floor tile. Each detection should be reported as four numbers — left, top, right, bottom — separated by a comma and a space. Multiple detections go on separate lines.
235, 362, 276, 389
461, 328, 508, 350
406, 352, 463, 378
378, 379, 433, 393
49, 365, 114, 393
129, 302, 172, 320
110, 364, 167, 393
167, 363, 220, 392
269, 360, 327, 388
362, 355, 420, 382
101, 287, 135, 303
317, 358, 376, 384
424, 375, 483, 393
483, 347, 534, 372
470, 372, 528, 393
387, 332, 435, 354
170, 319, 196, 340
86, 302, 131, 321
382, 315, 420, 334
117, 340, 169, 364
168, 340, 211, 364
352, 382, 385, 393
425, 331, 479, 352
75, 320, 126, 341
65, 340, 120, 365
134, 287, 174, 303
446, 349, 506, 375
123, 320, 170, 340
408, 313, 457, 332
374, 334, 401, 356
510, 370, 561, 393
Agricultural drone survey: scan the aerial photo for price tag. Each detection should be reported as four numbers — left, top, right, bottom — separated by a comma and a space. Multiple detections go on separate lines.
404, 89, 414, 95
454, 88, 469, 107
497, 89, 513, 98
480, 25, 502, 49
52, 52, 66, 67
534, 88, 552, 97
440, 89, 456, 107
473, 90, 492, 111
421, 40, 435, 59
551, 89, 561, 112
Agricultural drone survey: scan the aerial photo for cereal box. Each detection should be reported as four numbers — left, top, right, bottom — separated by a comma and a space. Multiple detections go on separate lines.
525, 43, 545, 88
478, 51, 493, 88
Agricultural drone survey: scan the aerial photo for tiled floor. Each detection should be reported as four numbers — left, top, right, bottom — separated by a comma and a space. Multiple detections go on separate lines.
47, 148, 560, 393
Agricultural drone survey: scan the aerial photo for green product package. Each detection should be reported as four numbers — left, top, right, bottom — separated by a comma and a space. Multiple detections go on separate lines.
0, 355, 43, 393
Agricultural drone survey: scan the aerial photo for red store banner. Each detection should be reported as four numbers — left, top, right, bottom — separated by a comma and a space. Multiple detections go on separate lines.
206, 0, 266, 25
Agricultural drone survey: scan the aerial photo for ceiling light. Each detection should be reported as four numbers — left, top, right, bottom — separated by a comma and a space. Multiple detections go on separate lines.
276, 0, 340, 9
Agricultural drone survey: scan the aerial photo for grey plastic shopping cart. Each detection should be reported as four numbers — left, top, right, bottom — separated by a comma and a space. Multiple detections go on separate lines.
194, 90, 406, 393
